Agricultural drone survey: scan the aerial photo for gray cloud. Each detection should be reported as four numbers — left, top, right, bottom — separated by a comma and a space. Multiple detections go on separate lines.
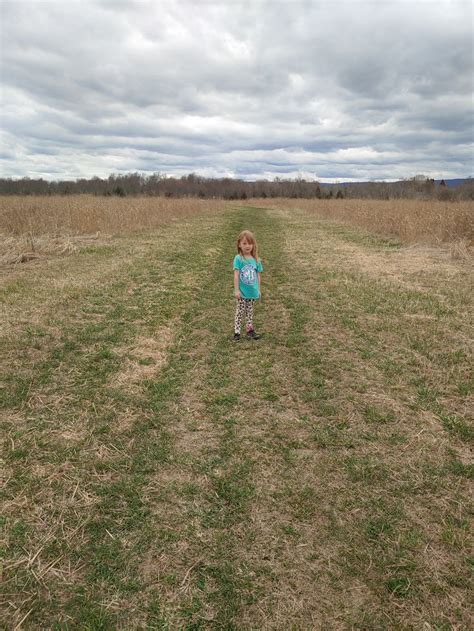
1, 0, 472, 181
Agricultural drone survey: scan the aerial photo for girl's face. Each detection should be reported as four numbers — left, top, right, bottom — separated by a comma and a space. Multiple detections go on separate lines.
240, 238, 253, 255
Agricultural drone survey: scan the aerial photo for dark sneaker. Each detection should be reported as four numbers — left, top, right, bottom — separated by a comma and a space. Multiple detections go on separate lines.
233, 333, 241, 342
246, 329, 261, 340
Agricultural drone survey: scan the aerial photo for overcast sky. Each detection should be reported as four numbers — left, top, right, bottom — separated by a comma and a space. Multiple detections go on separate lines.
1, 0, 472, 182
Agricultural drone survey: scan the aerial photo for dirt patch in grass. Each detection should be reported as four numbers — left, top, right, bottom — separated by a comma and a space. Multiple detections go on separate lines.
113, 328, 174, 392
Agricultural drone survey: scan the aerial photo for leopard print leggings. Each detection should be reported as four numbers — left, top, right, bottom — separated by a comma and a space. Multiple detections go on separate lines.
234, 298, 255, 334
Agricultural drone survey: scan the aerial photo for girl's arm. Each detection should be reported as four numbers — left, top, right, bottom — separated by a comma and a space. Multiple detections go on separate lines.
234, 269, 240, 299
257, 272, 261, 298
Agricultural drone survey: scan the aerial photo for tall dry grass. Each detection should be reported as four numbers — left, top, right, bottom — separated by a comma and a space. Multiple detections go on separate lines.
0, 195, 224, 236
2, 195, 472, 244
238, 198, 474, 246
0, 196, 472, 264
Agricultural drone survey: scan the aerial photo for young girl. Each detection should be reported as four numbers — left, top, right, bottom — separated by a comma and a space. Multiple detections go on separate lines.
233, 230, 263, 341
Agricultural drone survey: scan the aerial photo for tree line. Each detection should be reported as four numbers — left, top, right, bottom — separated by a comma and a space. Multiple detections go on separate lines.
0, 173, 472, 200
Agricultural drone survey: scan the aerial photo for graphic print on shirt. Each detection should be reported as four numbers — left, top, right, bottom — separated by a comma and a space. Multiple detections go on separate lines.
240, 264, 257, 286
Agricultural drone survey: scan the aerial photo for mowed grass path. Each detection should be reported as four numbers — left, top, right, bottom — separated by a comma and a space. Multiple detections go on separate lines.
1, 205, 472, 629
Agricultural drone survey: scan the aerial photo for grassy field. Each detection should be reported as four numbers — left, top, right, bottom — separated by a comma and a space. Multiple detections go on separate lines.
1, 203, 473, 629
238, 198, 473, 249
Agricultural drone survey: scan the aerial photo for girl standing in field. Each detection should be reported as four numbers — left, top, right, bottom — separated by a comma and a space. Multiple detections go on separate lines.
233, 230, 263, 341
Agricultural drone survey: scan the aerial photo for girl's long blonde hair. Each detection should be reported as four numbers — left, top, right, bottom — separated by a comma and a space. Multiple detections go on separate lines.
236, 230, 260, 262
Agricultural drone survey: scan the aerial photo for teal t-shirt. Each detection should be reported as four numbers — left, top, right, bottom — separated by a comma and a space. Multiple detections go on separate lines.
233, 254, 263, 299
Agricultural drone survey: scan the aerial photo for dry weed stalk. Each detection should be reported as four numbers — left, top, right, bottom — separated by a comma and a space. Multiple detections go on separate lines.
450, 238, 473, 260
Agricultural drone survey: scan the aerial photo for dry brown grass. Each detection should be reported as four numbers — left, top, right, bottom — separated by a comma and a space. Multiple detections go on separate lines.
237, 197, 474, 246
0, 195, 224, 236
0, 233, 103, 265
0, 195, 228, 267
1, 197, 472, 269
2, 196, 472, 248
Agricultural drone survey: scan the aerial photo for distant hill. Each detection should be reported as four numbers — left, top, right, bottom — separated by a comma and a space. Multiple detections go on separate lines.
437, 178, 471, 188
321, 178, 471, 188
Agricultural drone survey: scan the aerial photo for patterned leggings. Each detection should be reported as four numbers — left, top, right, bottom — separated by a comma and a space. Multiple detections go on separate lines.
234, 298, 255, 334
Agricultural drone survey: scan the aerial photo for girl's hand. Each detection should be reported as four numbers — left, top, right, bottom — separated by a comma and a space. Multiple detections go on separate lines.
234, 290, 241, 300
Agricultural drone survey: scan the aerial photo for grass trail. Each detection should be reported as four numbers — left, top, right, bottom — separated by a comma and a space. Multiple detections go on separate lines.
1, 204, 472, 629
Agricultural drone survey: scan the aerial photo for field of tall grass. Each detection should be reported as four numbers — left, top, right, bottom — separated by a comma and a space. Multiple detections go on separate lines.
0, 196, 225, 264
237, 197, 474, 246
0, 195, 472, 264
0, 195, 224, 235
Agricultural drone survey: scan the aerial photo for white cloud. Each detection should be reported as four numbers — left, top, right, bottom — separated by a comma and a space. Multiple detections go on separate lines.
1, 0, 472, 181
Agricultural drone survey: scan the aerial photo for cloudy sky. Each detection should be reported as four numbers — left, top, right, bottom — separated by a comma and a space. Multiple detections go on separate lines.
1, 0, 472, 182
